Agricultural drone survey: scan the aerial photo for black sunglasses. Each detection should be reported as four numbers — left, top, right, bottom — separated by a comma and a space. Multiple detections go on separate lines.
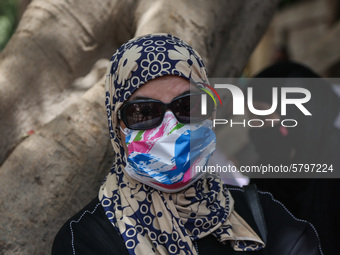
118, 92, 215, 130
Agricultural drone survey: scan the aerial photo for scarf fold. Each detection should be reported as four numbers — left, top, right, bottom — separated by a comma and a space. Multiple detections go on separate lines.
100, 171, 264, 254
100, 33, 264, 254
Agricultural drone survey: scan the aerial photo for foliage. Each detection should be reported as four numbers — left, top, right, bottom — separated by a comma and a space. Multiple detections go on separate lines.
0, 0, 19, 51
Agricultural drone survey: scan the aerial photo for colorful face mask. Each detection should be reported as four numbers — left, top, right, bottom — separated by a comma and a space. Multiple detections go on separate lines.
122, 111, 216, 192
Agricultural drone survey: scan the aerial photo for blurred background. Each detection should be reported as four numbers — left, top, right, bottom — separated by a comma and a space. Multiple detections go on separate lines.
248, 0, 340, 77
2, 0, 340, 75
211, 0, 340, 168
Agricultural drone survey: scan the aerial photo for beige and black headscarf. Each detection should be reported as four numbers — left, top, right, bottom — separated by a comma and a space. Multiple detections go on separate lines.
99, 33, 264, 255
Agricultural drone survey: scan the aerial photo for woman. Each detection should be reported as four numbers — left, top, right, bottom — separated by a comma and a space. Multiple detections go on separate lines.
52, 34, 322, 255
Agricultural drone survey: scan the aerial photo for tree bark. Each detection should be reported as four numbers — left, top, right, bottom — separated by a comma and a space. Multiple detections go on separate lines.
0, 0, 279, 253
0, 0, 131, 165
0, 78, 113, 254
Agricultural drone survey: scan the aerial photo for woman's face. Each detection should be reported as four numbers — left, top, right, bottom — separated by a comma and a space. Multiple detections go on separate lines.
119, 75, 194, 156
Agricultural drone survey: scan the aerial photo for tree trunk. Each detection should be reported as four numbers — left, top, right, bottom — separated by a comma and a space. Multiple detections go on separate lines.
0, 0, 279, 253
0, 0, 131, 165
0, 78, 114, 254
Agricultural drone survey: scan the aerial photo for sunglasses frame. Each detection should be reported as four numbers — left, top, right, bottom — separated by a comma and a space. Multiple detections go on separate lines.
117, 92, 214, 130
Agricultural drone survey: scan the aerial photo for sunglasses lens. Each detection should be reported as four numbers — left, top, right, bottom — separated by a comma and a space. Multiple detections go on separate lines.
172, 93, 215, 123
124, 102, 163, 129
121, 93, 215, 130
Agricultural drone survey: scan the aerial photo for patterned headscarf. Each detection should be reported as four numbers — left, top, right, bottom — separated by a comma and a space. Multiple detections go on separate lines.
99, 33, 264, 254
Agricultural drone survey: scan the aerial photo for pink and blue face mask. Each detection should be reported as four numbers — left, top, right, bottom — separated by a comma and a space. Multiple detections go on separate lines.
121, 111, 216, 192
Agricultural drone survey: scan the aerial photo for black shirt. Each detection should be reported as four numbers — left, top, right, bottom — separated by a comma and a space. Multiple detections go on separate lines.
52, 186, 322, 255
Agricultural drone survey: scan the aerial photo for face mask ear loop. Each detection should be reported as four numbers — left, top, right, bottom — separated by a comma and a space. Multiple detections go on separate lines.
120, 125, 129, 136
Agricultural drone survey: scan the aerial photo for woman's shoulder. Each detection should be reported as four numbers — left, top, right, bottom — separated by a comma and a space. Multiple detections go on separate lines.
227, 185, 323, 255
52, 197, 128, 255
